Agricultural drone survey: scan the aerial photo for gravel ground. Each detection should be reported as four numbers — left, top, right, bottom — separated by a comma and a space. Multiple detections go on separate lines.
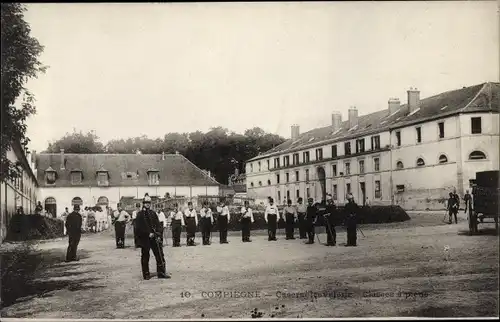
1, 211, 498, 319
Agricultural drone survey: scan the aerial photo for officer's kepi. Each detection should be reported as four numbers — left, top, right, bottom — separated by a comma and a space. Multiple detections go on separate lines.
143, 195, 152, 204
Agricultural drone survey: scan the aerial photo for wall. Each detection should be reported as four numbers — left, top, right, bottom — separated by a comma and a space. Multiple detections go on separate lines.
1, 147, 38, 242
38, 185, 219, 217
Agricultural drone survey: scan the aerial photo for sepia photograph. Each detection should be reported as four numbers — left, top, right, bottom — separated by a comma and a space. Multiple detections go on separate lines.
1, 1, 499, 320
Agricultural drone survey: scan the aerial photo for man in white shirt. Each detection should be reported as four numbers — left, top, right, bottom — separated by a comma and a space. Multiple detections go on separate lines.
282, 199, 298, 240
296, 197, 307, 239
240, 200, 255, 242
199, 202, 214, 245
218, 201, 231, 244
157, 208, 167, 246
264, 198, 279, 241
113, 203, 130, 248
184, 202, 198, 246
61, 207, 70, 236
170, 204, 185, 247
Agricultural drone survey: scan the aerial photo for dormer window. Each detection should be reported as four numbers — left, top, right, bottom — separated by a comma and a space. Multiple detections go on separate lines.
44, 166, 57, 185
96, 167, 109, 186
147, 169, 160, 185
70, 169, 83, 185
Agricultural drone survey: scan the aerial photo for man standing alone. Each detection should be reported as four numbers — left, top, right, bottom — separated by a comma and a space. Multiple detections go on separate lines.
65, 205, 82, 262
344, 194, 359, 247
135, 195, 170, 280
282, 199, 297, 240
265, 198, 279, 241
305, 198, 317, 244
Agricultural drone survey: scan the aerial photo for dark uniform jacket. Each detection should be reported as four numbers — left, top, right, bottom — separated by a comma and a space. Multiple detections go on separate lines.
65, 211, 82, 235
306, 205, 317, 223
135, 209, 162, 245
344, 202, 359, 227
325, 204, 337, 225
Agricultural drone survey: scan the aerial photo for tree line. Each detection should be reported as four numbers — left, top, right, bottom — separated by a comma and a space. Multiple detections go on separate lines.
44, 127, 285, 184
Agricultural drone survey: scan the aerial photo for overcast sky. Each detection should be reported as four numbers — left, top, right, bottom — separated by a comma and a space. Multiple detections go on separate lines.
23, 2, 498, 152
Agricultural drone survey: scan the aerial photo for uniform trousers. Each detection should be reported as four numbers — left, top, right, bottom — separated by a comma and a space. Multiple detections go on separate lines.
201, 217, 212, 245
267, 214, 277, 241
346, 224, 357, 246
306, 220, 315, 243
218, 215, 229, 243
66, 232, 81, 261
185, 217, 196, 245
114, 221, 126, 248
140, 237, 166, 278
285, 213, 295, 239
241, 217, 251, 241
171, 219, 182, 246
297, 213, 307, 239
325, 217, 336, 245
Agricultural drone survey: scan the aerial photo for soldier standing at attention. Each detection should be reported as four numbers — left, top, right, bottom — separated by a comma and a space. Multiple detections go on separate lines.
282, 199, 298, 240
218, 201, 231, 244
184, 202, 198, 246
113, 204, 130, 248
170, 204, 185, 247
344, 194, 359, 247
199, 202, 214, 245
240, 200, 255, 242
135, 195, 170, 280
305, 198, 317, 244
65, 204, 83, 262
324, 194, 337, 246
296, 197, 307, 239
264, 198, 279, 241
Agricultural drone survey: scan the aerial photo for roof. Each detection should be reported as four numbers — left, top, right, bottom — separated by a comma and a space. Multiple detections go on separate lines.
249, 82, 499, 161
36, 153, 220, 187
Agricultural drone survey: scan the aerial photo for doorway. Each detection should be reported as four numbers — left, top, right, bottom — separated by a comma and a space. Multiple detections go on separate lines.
44, 197, 57, 218
360, 182, 366, 206
316, 166, 326, 202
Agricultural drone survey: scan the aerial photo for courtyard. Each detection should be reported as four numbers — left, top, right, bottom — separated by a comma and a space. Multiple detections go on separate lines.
1, 211, 498, 319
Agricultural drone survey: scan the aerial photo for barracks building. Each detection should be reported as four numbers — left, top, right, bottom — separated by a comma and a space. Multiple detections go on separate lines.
244, 82, 499, 210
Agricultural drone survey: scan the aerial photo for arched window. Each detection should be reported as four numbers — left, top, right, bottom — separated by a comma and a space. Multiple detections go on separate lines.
416, 158, 425, 167
469, 151, 486, 160
438, 154, 448, 164
396, 161, 404, 169
44, 197, 57, 218
71, 197, 83, 206
97, 196, 109, 205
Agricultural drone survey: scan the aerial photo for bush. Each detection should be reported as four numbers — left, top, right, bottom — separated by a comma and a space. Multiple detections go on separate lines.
5, 214, 64, 242
207, 205, 410, 232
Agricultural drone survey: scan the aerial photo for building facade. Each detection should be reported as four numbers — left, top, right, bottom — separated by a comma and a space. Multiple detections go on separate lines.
35, 151, 220, 217
1, 141, 39, 241
245, 82, 499, 210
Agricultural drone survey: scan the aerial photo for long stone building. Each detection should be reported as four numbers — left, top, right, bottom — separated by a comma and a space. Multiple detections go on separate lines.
245, 82, 499, 210
35, 151, 220, 217
0, 141, 39, 241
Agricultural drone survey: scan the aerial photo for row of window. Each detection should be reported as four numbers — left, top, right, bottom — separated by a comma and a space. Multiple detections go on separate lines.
7, 168, 35, 198
248, 150, 487, 188
396, 117, 483, 147
249, 117, 485, 173
45, 170, 161, 186
274, 180, 383, 203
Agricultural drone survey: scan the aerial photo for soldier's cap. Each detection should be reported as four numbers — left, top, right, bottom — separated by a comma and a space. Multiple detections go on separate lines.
347, 193, 354, 200
143, 195, 152, 203
326, 194, 333, 201
308, 198, 313, 202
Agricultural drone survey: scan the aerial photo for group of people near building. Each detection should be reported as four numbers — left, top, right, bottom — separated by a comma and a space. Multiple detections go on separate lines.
60, 206, 111, 235
446, 189, 475, 226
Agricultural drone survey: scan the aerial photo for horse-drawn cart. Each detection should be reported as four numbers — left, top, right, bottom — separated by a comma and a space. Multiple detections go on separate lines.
470, 170, 499, 233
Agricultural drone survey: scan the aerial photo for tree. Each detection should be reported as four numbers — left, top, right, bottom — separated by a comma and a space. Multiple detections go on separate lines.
45, 130, 105, 153
1, 3, 47, 181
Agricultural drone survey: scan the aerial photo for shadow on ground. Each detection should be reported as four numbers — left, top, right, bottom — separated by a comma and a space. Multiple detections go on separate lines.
457, 228, 499, 236
1, 244, 103, 309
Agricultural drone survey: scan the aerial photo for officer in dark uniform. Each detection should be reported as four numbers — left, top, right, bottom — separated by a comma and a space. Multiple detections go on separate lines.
135, 195, 170, 280
305, 198, 317, 244
324, 194, 337, 246
344, 194, 359, 247
65, 204, 83, 262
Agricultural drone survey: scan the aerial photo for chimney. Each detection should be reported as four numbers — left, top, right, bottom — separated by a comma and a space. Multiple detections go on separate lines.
291, 124, 300, 140
407, 87, 420, 114
60, 149, 65, 170
348, 106, 358, 129
388, 98, 401, 115
161, 151, 165, 160
331, 111, 342, 132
